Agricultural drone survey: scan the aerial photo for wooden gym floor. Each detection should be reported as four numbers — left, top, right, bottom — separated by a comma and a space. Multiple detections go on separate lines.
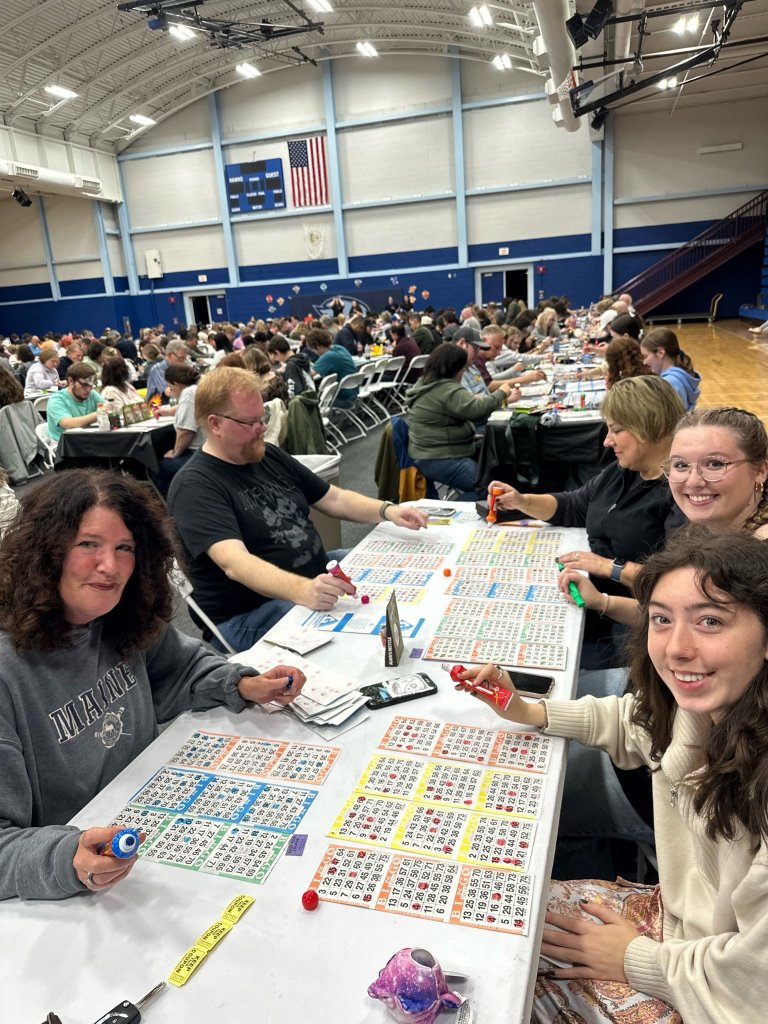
663, 319, 768, 421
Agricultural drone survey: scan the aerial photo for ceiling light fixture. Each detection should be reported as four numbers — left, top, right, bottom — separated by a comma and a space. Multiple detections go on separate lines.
308, 0, 334, 11
236, 62, 261, 78
129, 113, 156, 126
169, 24, 196, 40
469, 5, 493, 28
657, 76, 678, 89
44, 84, 79, 100
356, 41, 378, 57
673, 13, 700, 35
492, 54, 512, 70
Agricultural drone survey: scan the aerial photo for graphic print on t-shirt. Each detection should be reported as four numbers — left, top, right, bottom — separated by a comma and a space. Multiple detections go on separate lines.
236, 478, 322, 571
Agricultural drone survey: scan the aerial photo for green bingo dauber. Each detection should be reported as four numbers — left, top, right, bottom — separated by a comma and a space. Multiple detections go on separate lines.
42, 980, 166, 1024
555, 560, 586, 608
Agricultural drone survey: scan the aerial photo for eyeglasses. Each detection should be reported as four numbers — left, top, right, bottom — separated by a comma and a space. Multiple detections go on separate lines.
75, 379, 95, 389
217, 410, 271, 430
661, 456, 753, 482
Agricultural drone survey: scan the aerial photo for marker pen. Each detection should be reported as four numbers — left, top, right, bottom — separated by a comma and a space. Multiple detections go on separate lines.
556, 560, 586, 608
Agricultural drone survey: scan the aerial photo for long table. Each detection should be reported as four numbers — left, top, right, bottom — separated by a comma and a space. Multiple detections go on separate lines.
56, 418, 175, 475
2, 506, 587, 1024
477, 411, 611, 493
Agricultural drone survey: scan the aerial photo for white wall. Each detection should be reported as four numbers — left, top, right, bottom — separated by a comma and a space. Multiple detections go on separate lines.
339, 117, 454, 204
333, 56, 453, 120
346, 201, 457, 258
236, 214, 337, 266
613, 96, 768, 229
121, 149, 221, 227
221, 67, 325, 137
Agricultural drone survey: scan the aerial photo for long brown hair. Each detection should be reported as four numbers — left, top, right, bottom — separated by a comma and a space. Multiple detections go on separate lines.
604, 336, 650, 389
629, 525, 768, 841
642, 327, 696, 374
0, 470, 175, 654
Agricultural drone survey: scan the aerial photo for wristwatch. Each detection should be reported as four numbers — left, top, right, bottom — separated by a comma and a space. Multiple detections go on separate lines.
611, 559, 626, 582
379, 500, 396, 521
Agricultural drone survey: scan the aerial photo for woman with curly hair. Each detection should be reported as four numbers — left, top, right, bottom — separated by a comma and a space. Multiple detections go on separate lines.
604, 336, 651, 389
0, 470, 306, 901
459, 525, 768, 1023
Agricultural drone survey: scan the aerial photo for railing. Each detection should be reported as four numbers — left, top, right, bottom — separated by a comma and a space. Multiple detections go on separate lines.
617, 190, 768, 315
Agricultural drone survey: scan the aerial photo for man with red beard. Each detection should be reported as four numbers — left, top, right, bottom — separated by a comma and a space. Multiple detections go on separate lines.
168, 368, 427, 652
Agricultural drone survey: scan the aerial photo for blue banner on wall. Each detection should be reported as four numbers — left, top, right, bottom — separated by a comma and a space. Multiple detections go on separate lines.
226, 159, 286, 213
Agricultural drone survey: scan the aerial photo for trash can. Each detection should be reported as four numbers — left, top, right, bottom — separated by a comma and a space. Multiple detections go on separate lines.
291, 453, 342, 551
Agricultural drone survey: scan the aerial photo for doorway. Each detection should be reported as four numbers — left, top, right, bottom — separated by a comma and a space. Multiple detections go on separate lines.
184, 292, 230, 327
476, 266, 532, 310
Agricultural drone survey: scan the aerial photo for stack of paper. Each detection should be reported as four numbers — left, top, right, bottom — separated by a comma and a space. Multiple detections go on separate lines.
232, 639, 370, 740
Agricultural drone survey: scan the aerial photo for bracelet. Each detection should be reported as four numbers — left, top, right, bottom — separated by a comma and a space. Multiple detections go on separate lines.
379, 500, 396, 521
598, 593, 610, 617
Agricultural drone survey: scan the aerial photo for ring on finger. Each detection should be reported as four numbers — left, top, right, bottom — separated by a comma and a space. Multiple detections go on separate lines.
494, 664, 503, 681
86, 871, 96, 889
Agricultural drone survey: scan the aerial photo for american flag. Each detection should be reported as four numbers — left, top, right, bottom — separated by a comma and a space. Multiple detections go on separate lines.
288, 137, 328, 208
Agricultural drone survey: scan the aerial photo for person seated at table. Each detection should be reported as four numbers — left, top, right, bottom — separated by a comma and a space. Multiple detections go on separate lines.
151, 364, 202, 495
488, 375, 685, 667
168, 368, 428, 652
98, 357, 143, 409
81, 340, 106, 378
640, 327, 701, 411
388, 322, 422, 383
306, 327, 359, 407
23, 347, 64, 398
554, 404, 768, 879
139, 341, 163, 377
46, 364, 104, 444
481, 325, 549, 387
0, 469, 307, 901
267, 335, 316, 398
145, 339, 190, 403
11, 343, 35, 387
602, 336, 651, 388
458, 526, 768, 1024
57, 342, 84, 379
405, 343, 519, 501
529, 308, 560, 347
0, 365, 24, 410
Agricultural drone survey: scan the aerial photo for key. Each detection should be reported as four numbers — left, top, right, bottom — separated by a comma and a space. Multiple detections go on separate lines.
92, 981, 166, 1024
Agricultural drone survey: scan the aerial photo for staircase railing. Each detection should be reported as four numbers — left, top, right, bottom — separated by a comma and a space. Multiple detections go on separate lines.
617, 189, 768, 315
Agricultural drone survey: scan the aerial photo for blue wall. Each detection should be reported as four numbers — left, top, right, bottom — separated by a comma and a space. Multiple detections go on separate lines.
0, 219, 762, 334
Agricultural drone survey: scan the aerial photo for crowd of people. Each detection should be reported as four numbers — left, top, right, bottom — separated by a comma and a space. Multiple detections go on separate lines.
4, 293, 768, 1023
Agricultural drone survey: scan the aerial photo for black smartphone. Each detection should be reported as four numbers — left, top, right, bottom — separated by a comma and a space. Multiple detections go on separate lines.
360, 672, 438, 710
507, 670, 555, 697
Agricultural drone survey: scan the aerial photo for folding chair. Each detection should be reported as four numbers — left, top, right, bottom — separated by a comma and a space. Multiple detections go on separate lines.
168, 561, 236, 654
375, 355, 407, 414
35, 421, 57, 470
317, 379, 342, 452
328, 372, 367, 442
356, 361, 390, 427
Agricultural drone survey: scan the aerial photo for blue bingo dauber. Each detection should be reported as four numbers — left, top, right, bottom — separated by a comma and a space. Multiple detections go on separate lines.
100, 827, 141, 859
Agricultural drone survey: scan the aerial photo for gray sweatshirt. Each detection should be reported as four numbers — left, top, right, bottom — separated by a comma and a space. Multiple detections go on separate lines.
0, 621, 257, 901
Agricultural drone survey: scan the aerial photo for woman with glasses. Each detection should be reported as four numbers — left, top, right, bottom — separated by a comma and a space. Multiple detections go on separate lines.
459, 527, 768, 1024
563, 407, 768, 623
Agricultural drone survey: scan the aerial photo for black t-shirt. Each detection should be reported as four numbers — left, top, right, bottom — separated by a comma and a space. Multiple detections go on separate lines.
168, 446, 330, 622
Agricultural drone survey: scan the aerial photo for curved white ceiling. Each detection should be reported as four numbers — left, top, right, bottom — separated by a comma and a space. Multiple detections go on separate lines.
0, 0, 765, 150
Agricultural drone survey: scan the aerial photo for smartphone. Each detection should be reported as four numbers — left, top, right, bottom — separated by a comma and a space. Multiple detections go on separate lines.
507, 670, 555, 697
360, 673, 438, 710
